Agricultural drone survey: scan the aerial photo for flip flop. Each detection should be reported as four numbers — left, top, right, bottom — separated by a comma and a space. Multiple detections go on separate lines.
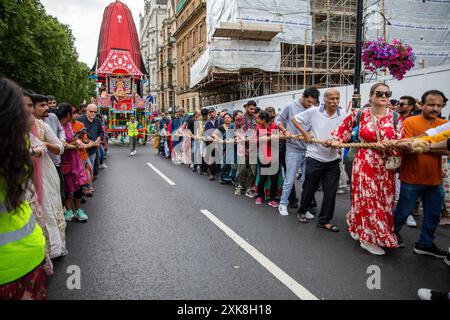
318, 224, 339, 232
297, 213, 308, 224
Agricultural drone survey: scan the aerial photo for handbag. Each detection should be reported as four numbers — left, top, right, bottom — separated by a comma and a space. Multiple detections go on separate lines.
371, 111, 402, 170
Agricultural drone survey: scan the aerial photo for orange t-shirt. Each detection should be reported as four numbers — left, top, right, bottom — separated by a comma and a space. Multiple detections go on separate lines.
72, 120, 89, 161
400, 115, 447, 186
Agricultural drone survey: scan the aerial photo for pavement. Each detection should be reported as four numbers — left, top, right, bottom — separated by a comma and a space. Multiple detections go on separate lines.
47, 144, 450, 300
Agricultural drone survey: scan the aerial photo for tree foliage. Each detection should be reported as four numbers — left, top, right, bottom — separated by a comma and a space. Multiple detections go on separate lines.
0, 0, 96, 105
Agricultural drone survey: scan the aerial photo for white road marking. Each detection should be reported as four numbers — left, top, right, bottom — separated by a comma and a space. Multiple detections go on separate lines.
146, 162, 176, 186
200, 209, 319, 300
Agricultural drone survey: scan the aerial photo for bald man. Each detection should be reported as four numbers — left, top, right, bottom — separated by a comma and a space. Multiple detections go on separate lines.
291, 88, 346, 231
79, 104, 105, 173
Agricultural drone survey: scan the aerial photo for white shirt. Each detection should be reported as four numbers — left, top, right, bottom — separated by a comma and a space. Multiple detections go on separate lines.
294, 105, 346, 162
425, 121, 450, 136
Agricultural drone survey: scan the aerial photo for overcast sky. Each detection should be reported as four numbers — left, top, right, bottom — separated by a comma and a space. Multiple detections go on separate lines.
41, 0, 144, 66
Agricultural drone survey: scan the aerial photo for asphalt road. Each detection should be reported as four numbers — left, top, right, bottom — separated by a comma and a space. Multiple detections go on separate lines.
47, 144, 450, 300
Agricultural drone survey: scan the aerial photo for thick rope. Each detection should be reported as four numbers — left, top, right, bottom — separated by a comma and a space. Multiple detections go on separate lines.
142, 132, 424, 152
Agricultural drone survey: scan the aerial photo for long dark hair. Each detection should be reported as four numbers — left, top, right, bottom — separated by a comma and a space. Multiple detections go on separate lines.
56, 102, 73, 120
0, 78, 33, 212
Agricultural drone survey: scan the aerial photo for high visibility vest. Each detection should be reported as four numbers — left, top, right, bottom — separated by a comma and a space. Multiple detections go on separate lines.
0, 190, 45, 286
127, 121, 138, 137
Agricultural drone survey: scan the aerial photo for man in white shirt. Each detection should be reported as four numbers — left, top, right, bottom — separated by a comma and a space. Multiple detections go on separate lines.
291, 88, 346, 231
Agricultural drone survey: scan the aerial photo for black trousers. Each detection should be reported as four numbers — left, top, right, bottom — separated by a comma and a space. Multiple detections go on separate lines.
55, 165, 64, 202
299, 157, 340, 225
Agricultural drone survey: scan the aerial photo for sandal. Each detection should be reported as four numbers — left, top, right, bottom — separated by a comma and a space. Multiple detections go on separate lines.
297, 213, 308, 224
318, 224, 339, 232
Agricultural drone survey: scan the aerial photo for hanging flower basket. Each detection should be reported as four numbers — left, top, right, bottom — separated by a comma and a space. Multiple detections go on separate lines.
362, 38, 416, 80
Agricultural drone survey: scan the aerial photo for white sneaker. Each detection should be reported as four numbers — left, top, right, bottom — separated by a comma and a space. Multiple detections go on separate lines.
406, 215, 417, 228
234, 186, 243, 196
337, 188, 346, 195
360, 242, 385, 255
417, 289, 432, 300
278, 204, 289, 216
129, 152, 134, 156
132, 150, 137, 155
305, 211, 315, 219
350, 232, 359, 241
245, 189, 256, 198
99, 163, 108, 169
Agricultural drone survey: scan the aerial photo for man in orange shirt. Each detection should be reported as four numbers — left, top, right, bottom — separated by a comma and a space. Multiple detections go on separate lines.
394, 90, 449, 258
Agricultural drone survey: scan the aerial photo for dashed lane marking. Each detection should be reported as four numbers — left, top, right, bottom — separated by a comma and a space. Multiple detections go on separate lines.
146, 162, 176, 186
200, 209, 319, 300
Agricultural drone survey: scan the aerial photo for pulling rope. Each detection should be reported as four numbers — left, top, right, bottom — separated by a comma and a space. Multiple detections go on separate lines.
143, 132, 427, 153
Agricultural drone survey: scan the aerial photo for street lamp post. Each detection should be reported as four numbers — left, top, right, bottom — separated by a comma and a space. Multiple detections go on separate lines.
353, 1, 392, 109
352, 0, 364, 109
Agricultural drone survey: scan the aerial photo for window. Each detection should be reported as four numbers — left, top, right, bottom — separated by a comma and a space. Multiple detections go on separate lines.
187, 63, 190, 85
199, 24, 203, 42
192, 97, 196, 109
182, 65, 185, 86
182, 40, 185, 55
181, 99, 184, 109
187, 98, 190, 110
193, 29, 196, 47
187, 36, 190, 52
169, 92, 174, 109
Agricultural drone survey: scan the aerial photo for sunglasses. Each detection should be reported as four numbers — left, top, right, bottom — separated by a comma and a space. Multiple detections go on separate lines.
375, 91, 392, 98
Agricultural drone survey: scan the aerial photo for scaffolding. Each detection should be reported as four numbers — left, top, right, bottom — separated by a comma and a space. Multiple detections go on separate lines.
194, 0, 357, 107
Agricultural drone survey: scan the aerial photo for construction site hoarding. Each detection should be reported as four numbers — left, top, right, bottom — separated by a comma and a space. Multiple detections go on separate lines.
207, 0, 313, 44
365, 0, 450, 67
190, 39, 281, 88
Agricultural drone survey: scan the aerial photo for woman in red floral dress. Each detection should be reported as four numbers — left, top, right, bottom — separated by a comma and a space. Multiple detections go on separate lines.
331, 83, 403, 255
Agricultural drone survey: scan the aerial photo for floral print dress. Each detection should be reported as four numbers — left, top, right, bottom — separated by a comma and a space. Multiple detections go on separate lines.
332, 108, 403, 247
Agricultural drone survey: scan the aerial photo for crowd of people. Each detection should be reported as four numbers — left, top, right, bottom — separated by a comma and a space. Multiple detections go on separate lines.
1, 75, 449, 300
153, 83, 450, 300
0, 78, 108, 299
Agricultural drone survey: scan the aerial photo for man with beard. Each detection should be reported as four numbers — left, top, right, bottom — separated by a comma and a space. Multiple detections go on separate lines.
395, 90, 448, 258
397, 96, 416, 119
33, 94, 66, 202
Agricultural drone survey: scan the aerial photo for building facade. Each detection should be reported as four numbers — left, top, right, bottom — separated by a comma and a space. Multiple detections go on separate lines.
157, 0, 177, 113
139, 0, 167, 102
173, 0, 206, 113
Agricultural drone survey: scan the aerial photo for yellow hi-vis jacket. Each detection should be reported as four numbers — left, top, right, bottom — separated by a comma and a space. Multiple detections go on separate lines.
127, 121, 138, 137
0, 187, 45, 285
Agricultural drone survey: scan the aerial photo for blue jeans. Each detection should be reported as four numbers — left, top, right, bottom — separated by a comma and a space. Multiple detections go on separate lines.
88, 152, 96, 172
280, 150, 306, 206
99, 144, 105, 164
394, 182, 444, 246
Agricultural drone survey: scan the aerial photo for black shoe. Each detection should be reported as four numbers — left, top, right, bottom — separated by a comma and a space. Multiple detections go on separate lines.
395, 232, 405, 248
81, 197, 87, 204
413, 243, 447, 258
288, 202, 299, 209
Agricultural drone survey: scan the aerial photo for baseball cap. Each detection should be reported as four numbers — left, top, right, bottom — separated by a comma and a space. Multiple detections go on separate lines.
208, 107, 216, 113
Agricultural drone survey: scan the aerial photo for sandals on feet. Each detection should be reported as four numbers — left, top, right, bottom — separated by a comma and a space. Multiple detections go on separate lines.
297, 213, 308, 224
318, 224, 339, 232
